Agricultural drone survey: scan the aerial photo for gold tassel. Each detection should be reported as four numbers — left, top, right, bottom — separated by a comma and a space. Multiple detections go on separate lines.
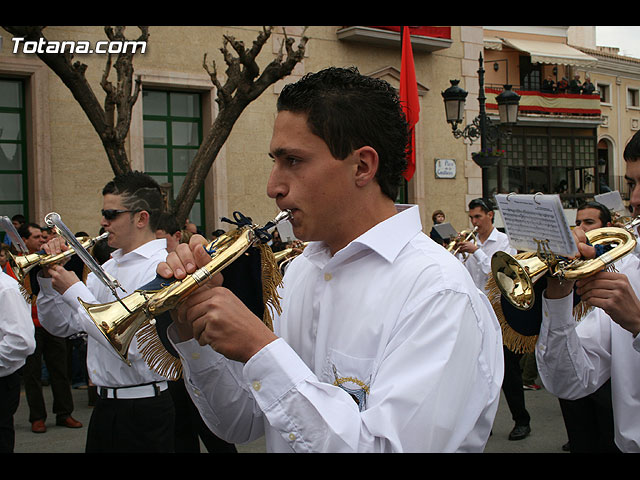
486, 262, 593, 354
258, 243, 284, 332
136, 318, 183, 381
135, 243, 284, 380
485, 275, 538, 354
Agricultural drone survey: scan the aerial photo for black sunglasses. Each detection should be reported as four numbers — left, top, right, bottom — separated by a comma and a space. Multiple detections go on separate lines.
101, 209, 136, 221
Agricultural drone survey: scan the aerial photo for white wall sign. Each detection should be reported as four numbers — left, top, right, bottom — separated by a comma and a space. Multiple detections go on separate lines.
435, 158, 456, 179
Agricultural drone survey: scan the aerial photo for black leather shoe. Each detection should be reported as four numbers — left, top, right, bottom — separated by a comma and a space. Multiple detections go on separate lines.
508, 424, 531, 441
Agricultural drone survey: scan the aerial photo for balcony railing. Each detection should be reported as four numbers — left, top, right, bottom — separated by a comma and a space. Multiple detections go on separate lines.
485, 86, 601, 117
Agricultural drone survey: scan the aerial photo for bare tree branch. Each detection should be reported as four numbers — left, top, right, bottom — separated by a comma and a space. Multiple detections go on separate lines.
2, 25, 308, 228
172, 26, 309, 224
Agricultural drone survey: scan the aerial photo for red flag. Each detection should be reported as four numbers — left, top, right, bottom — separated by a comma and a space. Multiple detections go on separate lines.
399, 26, 420, 182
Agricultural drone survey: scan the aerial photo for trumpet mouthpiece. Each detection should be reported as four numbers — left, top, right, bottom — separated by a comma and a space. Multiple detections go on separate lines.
274, 209, 292, 225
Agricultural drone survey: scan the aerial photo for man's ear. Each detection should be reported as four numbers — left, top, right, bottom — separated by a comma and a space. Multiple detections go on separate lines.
136, 210, 150, 229
354, 146, 379, 188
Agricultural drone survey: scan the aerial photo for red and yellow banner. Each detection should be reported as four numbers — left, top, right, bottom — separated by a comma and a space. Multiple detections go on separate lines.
486, 88, 600, 116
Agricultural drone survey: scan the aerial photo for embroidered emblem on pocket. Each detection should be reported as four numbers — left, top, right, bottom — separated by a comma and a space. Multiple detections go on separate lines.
332, 365, 370, 411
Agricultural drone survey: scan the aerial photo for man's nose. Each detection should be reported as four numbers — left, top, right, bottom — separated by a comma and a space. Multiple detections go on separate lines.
266, 165, 287, 199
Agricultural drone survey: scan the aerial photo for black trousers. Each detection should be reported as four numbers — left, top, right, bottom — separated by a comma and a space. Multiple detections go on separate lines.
0, 372, 21, 453
559, 379, 621, 453
168, 380, 237, 453
22, 327, 74, 423
501, 346, 531, 427
85, 389, 176, 453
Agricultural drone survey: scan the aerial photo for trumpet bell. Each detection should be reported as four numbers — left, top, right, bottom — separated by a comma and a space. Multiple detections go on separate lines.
8, 251, 45, 283
491, 252, 549, 310
79, 291, 156, 365
492, 226, 637, 311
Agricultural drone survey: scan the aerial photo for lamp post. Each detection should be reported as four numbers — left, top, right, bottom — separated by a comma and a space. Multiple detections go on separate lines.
442, 53, 520, 203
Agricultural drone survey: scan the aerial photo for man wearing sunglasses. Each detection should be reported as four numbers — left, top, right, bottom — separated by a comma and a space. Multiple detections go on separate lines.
36, 171, 175, 453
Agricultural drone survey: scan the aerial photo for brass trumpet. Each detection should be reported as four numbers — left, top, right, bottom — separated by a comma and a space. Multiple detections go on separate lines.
446, 226, 478, 261
7, 232, 108, 284
274, 241, 308, 273
79, 210, 291, 365
491, 225, 637, 310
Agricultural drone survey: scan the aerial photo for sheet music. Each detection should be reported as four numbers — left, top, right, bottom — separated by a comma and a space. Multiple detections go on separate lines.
495, 193, 578, 257
432, 222, 458, 240
595, 191, 627, 217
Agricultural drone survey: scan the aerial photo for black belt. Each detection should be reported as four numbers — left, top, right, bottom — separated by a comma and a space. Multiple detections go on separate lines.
98, 381, 168, 400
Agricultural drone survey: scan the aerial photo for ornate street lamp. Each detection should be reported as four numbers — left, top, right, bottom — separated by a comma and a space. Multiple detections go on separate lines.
496, 85, 520, 125
441, 52, 521, 200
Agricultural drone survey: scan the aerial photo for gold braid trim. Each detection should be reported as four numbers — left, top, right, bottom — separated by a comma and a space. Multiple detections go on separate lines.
136, 318, 183, 381
485, 275, 538, 354
136, 243, 284, 380
258, 243, 283, 332
486, 262, 590, 354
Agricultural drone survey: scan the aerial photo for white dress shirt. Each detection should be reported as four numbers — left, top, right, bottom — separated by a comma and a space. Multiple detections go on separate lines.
0, 270, 35, 377
461, 226, 515, 294
536, 253, 640, 452
172, 205, 504, 452
36, 239, 169, 388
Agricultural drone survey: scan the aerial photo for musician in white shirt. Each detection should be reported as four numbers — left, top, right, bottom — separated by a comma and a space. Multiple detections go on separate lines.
456, 198, 515, 295
36, 171, 173, 452
0, 270, 35, 452
537, 131, 640, 452
159, 67, 504, 452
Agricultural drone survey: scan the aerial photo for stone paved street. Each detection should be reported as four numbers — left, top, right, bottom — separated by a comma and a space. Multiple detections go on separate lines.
11, 378, 570, 453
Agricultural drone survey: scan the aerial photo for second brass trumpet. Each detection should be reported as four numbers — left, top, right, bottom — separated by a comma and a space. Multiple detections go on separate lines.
8, 232, 108, 284
491, 225, 636, 310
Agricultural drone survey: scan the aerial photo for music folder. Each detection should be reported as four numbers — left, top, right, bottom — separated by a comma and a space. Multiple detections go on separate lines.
432, 222, 458, 241
495, 193, 578, 258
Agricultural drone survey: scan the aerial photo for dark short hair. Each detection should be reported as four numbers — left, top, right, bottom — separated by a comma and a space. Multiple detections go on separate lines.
468, 198, 493, 213
18, 222, 41, 239
155, 212, 181, 235
276, 66, 410, 201
623, 130, 640, 162
102, 171, 165, 230
577, 201, 612, 225
11, 214, 25, 225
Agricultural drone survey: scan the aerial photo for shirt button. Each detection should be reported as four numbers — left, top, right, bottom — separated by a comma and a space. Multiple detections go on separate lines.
324, 273, 332, 281
191, 352, 201, 360
252, 381, 261, 391
288, 433, 296, 441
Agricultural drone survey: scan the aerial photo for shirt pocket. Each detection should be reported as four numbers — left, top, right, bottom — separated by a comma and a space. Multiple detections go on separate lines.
321, 349, 375, 412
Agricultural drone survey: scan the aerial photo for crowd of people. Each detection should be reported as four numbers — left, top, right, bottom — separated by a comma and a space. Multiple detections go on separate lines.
430, 141, 640, 453
541, 74, 596, 95
1, 66, 639, 454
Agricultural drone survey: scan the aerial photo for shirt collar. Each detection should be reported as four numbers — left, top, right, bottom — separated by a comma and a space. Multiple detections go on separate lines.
478, 226, 499, 246
110, 238, 167, 263
303, 204, 422, 265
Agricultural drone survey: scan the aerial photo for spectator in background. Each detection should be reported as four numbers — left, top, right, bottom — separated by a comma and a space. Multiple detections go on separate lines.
429, 209, 447, 246
17, 223, 81, 434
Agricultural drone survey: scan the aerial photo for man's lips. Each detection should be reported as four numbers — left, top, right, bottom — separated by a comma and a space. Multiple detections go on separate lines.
281, 207, 298, 221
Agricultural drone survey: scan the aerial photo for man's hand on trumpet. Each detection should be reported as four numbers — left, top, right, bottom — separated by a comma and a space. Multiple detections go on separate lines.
456, 240, 478, 255
157, 234, 279, 363
545, 226, 640, 336
39, 235, 80, 294
544, 226, 593, 299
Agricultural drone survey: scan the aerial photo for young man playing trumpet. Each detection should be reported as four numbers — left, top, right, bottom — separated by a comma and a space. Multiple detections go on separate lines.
456, 198, 515, 296
536, 131, 640, 452
158, 67, 504, 453
36, 171, 175, 452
